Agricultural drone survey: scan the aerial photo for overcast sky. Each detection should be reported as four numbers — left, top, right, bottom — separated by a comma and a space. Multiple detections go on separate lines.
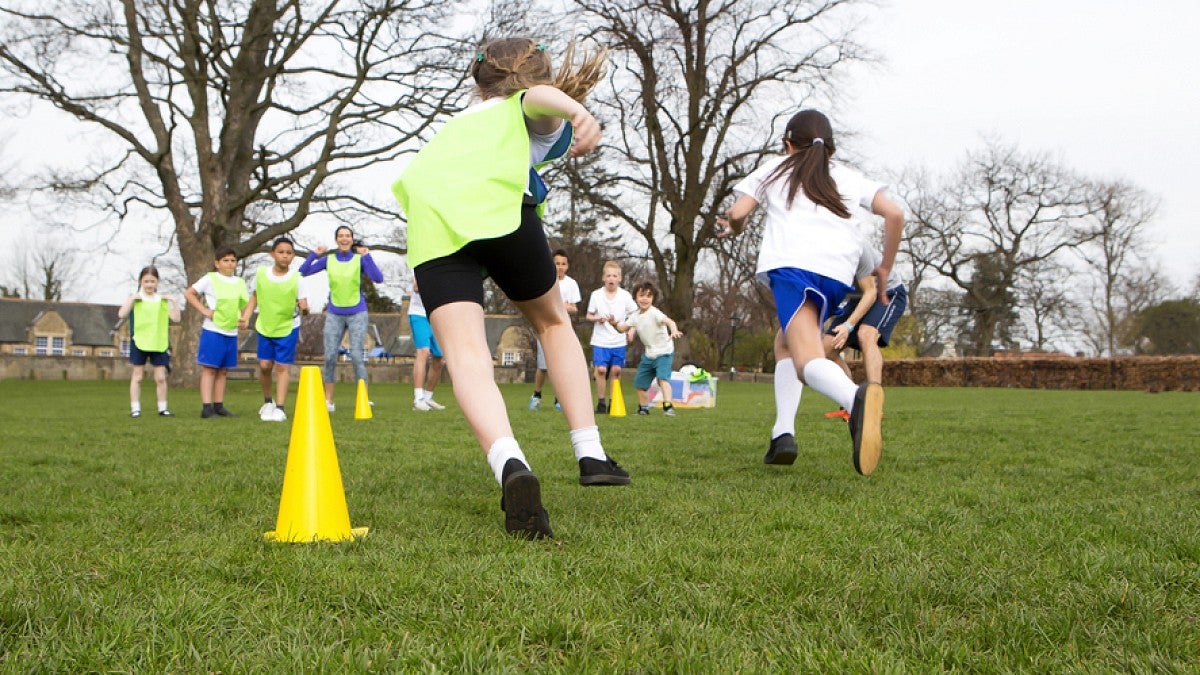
841, 0, 1199, 288
3, 0, 1197, 302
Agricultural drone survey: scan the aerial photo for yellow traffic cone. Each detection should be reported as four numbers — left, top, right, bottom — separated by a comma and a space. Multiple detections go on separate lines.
265, 366, 368, 543
609, 378, 627, 417
354, 379, 372, 420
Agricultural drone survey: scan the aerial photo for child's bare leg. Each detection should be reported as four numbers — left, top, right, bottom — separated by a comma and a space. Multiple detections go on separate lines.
214, 369, 228, 403
657, 378, 672, 404
429, 302, 512, 452
258, 360, 273, 400
515, 291, 597, 431
200, 367, 216, 404
593, 365, 608, 402
274, 363, 290, 406
129, 365, 144, 401
637, 388, 650, 407
153, 365, 168, 404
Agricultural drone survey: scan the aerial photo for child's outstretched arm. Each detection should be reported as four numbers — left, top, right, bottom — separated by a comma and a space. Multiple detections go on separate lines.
522, 85, 601, 156
184, 287, 213, 319
715, 194, 759, 237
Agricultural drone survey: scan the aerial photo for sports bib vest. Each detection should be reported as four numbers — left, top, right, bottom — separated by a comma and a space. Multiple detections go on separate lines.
326, 255, 362, 308
132, 297, 169, 352
208, 272, 248, 331
255, 267, 300, 338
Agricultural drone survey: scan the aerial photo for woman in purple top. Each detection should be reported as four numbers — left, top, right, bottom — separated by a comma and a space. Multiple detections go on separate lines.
299, 225, 384, 412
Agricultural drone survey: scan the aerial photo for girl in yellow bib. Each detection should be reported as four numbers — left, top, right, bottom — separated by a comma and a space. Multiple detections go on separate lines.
299, 226, 384, 412
393, 39, 629, 540
185, 247, 249, 418
117, 265, 181, 418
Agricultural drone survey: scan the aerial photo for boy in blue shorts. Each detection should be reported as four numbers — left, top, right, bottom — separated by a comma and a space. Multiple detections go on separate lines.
185, 246, 249, 419
241, 237, 308, 422
585, 260, 638, 413
612, 282, 683, 416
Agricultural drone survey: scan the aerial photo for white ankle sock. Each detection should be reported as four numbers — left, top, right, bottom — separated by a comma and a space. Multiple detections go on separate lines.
570, 426, 606, 461
802, 358, 857, 411
157, 400, 168, 413
131, 402, 141, 414
486, 437, 528, 484
414, 387, 425, 402
772, 358, 803, 439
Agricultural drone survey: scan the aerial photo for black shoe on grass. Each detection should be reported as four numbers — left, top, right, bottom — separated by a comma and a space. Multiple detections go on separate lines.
595, 400, 608, 414
763, 433, 798, 465
158, 410, 174, 417
500, 459, 553, 539
213, 403, 236, 417
848, 383, 884, 475
201, 404, 216, 419
578, 456, 631, 486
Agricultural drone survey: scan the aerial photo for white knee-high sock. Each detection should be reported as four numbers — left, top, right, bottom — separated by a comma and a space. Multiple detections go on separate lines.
486, 437, 528, 484
772, 358, 803, 439
802, 358, 858, 412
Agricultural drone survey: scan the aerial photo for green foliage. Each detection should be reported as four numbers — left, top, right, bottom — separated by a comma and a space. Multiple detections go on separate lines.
1129, 299, 1200, 354
1, 381, 1197, 670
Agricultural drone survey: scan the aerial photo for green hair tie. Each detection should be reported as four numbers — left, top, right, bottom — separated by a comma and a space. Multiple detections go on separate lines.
536, 43, 548, 52
475, 51, 485, 62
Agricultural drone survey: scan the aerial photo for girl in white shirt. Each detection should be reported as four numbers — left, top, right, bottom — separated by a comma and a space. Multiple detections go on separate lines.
716, 109, 903, 476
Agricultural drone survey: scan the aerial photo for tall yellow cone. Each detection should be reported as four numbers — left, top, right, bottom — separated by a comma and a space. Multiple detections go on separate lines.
609, 378, 627, 417
354, 379, 372, 420
265, 366, 368, 543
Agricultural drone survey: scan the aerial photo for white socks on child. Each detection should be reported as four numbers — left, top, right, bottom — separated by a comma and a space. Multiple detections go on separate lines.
570, 426, 606, 461
414, 387, 426, 402
486, 437, 528, 484
802, 358, 857, 412
157, 401, 168, 413
131, 402, 141, 414
772, 358, 803, 439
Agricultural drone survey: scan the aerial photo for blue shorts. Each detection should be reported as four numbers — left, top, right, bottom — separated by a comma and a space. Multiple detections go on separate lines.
409, 314, 442, 358
829, 285, 908, 349
592, 345, 627, 370
257, 327, 299, 365
129, 344, 170, 368
197, 329, 238, 369
635, 353, 674, 390
768, 268, 853, 331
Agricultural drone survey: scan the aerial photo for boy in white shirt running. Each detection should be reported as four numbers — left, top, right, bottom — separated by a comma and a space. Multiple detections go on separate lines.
612, 282, 683, 416
585, 260, 637, 414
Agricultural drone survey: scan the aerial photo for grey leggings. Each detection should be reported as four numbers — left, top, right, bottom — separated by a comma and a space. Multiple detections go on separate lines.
323, 311, 369, 384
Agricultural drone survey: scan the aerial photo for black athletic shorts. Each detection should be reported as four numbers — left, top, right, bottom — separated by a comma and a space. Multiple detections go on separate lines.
414, 204, 557, 316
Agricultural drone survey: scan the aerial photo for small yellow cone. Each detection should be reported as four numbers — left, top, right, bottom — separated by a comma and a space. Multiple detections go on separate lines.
609, 378, 627, 417
354, 379, 372, 420
265, 366, 368, 543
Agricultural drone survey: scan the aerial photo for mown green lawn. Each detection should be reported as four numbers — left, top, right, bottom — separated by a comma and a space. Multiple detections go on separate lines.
1, 377, 1197, 671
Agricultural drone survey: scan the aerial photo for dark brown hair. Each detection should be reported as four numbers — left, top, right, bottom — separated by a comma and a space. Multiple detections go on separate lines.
137, 265, 160, 282
632, 281, 659, 302
763, 109, 850, 219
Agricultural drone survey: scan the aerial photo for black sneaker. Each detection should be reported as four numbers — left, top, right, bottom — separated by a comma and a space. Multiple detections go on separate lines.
595, 401, 608, 414
848, 382, 884, 475
500, 459, 553, 539
578, 455, 631, 486
201, 404, 216, 419
637, 407, 650, 416
213, 403, 236, 418
763, 433, 798, 465
158, 410, 174, 417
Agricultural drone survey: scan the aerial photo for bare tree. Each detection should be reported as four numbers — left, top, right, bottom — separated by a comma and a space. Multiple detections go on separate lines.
2, 235, 85, 300
897, 141, 1099, 355
0, 0, 469, 380
561, 0, 868, 325
1076, 180, 1160, 355
1017, 259, 1079, 352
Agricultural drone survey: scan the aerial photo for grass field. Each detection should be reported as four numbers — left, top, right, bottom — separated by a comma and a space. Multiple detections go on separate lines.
1, 377, 1197, 671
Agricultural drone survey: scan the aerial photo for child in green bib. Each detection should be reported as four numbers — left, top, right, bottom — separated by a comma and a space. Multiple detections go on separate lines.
185, 246, 249, 418
117, 265, 181, 418
241, 237, 308, 422
392, 39, 629, 540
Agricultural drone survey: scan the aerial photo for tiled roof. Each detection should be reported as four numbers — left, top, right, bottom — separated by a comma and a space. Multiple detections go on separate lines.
0, 298, 121, 346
